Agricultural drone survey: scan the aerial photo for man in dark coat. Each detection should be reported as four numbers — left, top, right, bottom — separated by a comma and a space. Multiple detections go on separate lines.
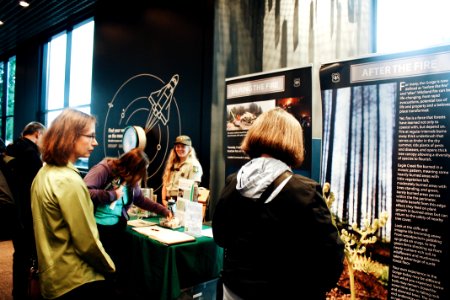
5, 121, 45, 299
0, 139, 15, 241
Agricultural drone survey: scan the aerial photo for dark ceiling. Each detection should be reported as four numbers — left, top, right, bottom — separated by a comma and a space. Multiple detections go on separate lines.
0, 0, 97, 58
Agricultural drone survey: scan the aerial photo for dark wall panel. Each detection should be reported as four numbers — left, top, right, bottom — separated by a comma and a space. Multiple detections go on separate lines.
91, 0, 213, 195
14, 41, 42, 138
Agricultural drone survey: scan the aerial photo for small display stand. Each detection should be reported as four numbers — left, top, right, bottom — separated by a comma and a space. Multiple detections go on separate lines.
176, 178, 203, 237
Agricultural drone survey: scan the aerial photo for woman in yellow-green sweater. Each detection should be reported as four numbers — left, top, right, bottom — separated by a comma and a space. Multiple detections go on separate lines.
31, 108, 116, 299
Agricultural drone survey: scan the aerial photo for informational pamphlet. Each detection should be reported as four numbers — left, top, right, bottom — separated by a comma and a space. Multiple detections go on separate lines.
175, 178, 203, 236
184, 201, 203, 237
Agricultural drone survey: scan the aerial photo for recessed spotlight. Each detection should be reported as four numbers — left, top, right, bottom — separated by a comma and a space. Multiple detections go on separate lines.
0, 21, 4, 26
19, 1, 30, 8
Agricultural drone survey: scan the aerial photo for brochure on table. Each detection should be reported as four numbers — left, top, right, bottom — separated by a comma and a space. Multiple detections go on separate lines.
176, 178, 203, 237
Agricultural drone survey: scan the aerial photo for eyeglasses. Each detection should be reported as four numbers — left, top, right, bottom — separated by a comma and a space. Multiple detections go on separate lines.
80, 134, 97, 141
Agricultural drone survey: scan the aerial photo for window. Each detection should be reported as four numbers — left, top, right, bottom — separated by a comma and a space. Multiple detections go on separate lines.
43, 18, 94, 169
0, 61, 3, 147
0, 56, 15, 147
377, 0, 450, 54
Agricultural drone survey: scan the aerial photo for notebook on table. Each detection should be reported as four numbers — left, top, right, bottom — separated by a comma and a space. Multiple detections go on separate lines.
133, 226, 195, 245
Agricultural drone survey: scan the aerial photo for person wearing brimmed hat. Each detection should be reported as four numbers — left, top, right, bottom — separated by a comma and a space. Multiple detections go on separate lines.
173, 135, 192, 146
161, 135, 203, 207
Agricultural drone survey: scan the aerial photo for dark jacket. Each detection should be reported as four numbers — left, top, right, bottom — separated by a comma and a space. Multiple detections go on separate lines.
5, 137, 42, 235
212, 172, 344, 300
0, 166, 16, 240
83, 160, 170, 219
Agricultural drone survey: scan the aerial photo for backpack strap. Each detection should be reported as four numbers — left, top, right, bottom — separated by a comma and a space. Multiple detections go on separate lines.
258, 170, 292, 202
273, 170, 292, 187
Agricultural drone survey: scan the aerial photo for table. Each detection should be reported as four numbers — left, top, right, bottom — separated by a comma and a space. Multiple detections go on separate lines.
123, 218, 223, 300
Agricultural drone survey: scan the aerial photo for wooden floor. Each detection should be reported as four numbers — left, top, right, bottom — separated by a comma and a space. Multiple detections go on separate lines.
0, 239, 13, 300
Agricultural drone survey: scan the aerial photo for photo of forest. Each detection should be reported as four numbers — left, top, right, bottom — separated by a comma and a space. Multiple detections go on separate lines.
321, 83, 397, 299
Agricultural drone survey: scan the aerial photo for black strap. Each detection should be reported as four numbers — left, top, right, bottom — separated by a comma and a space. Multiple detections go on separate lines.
273, 170, 292, 187
258, 170, 292, 202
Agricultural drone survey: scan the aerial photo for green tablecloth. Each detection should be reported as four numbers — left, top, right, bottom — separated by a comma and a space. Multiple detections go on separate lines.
123, 218, 223, 300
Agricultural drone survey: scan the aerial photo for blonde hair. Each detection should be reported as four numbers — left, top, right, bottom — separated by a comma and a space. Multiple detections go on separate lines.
162, 145, 199, 186
240, 107, 304, 168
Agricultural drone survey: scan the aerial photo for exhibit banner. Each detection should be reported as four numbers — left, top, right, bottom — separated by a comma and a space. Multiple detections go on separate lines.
224, 66, 313, 176
320, 45, 450, 299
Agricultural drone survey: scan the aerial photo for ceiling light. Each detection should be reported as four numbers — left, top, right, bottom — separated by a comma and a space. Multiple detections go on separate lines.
0, 21, 4, 26
19, 1, 30, 8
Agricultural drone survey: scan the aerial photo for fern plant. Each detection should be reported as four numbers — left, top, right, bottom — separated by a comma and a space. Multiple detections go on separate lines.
323, 183, 389, 300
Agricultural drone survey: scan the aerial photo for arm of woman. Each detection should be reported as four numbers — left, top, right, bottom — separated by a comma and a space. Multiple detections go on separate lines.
212, 173, 237, 247
161, 185, 168, 207
286, 176, 345, 292
132, 187, 171, 217
187, 159, 203, 183
58, 174, 116, 275
83, 163, 117, 205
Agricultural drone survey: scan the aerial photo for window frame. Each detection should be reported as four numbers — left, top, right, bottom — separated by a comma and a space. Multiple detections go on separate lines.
0, 56, 16, 146
41, 18, 94, 170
